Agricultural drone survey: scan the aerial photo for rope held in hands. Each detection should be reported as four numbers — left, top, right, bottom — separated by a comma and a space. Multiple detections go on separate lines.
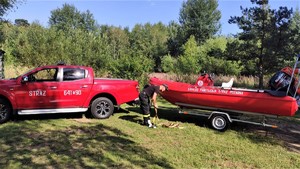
152, 106, 184, 129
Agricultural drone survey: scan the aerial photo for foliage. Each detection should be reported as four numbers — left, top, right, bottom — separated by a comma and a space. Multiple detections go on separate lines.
289, 7, 300, 55
0, 1, 299, 89
201, 37, 244, 75
0, 0, 23, 48
229, 0, 293, 88
176, 36, 201, 74
179, 0, 221, 44
161, 54, 177, 73
0, 0, 20, 19
166, 21, 183, 57
49, 3, 97, 32
14, 19, 29, 27
109, 54, 154, 81
129, 22, 169, 71
104, 26, 130, 60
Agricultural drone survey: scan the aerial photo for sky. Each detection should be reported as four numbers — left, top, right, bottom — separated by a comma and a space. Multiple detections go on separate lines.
4, 0, 300, 35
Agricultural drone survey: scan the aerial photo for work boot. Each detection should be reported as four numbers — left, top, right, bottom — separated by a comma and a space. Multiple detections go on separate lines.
143, 117, 156, 128
143, 117, 149, 125
147, 120, 157, 128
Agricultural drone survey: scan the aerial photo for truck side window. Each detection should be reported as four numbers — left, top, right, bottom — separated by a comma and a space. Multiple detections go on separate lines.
63, 68, 85, 81
28, 68, 58, 82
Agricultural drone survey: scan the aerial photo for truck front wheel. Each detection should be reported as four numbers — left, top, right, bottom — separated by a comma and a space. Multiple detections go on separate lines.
91, 97, 114, 119
0, 99, 12, 124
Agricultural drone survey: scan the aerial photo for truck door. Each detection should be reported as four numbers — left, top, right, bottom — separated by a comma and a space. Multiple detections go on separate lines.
57, 68, 92, 108
14, 68, 59, 109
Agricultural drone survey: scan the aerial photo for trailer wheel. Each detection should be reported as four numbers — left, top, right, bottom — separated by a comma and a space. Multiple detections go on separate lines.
210, 114, 229, 132
91, 97, 114, 119
0, 99, 12, 124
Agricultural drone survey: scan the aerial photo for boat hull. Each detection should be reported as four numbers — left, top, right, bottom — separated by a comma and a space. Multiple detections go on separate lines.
150, 77, 298, 117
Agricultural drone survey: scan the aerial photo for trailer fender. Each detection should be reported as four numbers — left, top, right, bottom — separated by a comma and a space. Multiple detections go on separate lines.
208, 111, 232, 123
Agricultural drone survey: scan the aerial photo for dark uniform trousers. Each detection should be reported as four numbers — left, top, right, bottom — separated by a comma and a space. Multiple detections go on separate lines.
139, 91, 151, 124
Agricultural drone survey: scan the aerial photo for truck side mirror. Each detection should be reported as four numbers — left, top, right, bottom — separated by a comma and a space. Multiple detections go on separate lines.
21, 76, 29, 83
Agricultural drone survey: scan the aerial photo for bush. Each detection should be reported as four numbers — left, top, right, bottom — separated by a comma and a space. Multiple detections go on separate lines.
161, 54, 177, 73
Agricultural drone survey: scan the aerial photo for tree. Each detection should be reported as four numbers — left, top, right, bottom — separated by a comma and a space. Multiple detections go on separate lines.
14, 19, 29, 27
179, 0, 221, 45
0, 0, 22, 46
0, 0, 20, 20
129, 22, 169, 71
199, 37, 243, 75
289, 7, 300, 56
225, 38, 256, 75
229, 0, 293, 88
167, 21, 184, 57
101, 26, 130, 60
49, 3, 96, 32
177, 36, 201, 74
161, 54, 177, 73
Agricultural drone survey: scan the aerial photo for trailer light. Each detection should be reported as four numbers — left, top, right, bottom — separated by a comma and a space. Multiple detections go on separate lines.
271, 125, 278, 128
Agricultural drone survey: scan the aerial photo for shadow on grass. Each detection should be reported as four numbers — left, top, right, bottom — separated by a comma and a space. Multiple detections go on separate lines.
124, 102, 300, 153
10, 106, 128, 123
0, 122, 174, 169
124, 106, 208, 128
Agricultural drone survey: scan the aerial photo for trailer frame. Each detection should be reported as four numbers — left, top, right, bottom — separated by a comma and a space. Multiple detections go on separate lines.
178, 107, 278, 131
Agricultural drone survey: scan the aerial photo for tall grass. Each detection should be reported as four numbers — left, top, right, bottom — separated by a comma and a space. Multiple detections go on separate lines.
3, 64, 273, 90
4, 64, 31, 79
149, 73, 272, 89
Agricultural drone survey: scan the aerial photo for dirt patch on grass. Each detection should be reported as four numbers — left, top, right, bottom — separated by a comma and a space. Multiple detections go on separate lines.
243, 118, 300, 154
73, 117, 93, 123
269, 119, 300, 153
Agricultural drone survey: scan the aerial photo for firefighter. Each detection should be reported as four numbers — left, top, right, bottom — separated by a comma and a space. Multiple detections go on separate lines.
139, 84, 168, 128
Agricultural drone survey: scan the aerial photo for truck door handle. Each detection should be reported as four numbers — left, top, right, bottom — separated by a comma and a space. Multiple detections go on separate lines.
81, 85, 88, 88
49, 86, 57, 89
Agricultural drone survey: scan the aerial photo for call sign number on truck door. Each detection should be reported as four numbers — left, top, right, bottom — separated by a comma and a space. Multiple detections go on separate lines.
58, 68, 92, 108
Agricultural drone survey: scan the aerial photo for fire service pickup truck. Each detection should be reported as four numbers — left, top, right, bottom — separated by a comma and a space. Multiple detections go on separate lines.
0, 64, 139, 124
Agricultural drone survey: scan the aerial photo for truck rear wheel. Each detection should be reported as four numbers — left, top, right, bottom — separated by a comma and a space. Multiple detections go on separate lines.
0, 99, 12, 124
210, 114, 229, 132
91, 97, 114, 119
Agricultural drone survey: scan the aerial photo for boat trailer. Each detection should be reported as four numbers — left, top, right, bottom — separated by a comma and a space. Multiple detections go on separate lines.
178, 108, 278, 131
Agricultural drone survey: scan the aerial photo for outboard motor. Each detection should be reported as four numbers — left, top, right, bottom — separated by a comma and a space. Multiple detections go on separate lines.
269, 71, 295, 96
269, 54, 300, 106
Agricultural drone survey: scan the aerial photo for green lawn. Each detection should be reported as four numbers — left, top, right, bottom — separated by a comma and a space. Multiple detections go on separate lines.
0, 100, 299, 169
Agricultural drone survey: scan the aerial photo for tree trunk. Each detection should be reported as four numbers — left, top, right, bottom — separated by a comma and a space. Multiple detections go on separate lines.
259, 57, 264, 89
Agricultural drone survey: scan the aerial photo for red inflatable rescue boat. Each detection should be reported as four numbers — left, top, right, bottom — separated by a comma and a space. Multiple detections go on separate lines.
150, 77, 298, 117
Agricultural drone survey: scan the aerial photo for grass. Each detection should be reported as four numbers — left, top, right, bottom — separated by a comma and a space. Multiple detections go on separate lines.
0, 100, 299, 169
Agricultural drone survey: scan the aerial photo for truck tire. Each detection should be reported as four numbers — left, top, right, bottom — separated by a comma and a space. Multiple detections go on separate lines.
0, 98, 12, 124
209, 114, 229, 132
91, 97, 114, 119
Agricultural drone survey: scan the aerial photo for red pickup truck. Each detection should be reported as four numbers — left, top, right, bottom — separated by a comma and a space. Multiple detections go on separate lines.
0, 64, 139, 123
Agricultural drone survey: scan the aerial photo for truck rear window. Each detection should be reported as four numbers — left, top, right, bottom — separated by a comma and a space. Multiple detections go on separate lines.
63, 68, 86, 81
